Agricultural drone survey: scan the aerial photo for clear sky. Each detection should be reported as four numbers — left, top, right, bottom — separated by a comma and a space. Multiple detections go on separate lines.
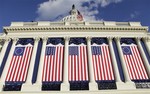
0, 0, 150, 32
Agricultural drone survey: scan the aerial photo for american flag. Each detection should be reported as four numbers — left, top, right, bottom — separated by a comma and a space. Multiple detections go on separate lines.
121, 44, 149, 80
91, 43, 115, 81
42, 44, 64, 82
77, 11, 83, 21
5, 44, 33, 82
68, 44, 89, 81
77, 14, 83, 21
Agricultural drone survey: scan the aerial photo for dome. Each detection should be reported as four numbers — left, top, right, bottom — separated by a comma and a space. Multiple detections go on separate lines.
62, 15, 83, 22
62, 5, 84, 22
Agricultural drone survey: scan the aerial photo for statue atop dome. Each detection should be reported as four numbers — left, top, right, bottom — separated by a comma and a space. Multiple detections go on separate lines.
70, 4, 78, 15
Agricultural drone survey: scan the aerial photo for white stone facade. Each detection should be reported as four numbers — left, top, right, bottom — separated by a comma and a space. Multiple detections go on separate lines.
0, 20, 149, 94
0, 5, 150, 94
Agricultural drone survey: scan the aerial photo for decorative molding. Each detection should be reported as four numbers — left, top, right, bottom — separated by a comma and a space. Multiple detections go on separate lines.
4, 26, 148, 32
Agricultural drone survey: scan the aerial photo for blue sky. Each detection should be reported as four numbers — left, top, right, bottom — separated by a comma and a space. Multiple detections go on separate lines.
0, 0, 150, 33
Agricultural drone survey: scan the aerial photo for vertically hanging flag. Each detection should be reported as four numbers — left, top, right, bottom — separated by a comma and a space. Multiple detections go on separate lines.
68, 44, 89, 81
77, 11, 83, 21
42, 44, 64, 82
5, 44, 33, 82
91, 43, 115, 81
121, 43, 149, 80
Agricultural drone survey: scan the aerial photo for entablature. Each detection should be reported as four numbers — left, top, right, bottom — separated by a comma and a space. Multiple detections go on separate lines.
4, 26, 148, 33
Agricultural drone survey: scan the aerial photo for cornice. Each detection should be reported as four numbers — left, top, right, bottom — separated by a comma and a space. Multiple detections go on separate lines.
4, 26, 148, 32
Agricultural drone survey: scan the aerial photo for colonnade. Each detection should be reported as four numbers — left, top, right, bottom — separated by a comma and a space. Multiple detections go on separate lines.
0, 36, 150, 91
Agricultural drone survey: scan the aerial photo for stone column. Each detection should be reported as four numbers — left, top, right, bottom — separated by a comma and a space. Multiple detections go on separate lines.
0, 38, 11, 71
114, 37, 135, 89
107, 37, 125, 89
32, 37, 47, 91
142, 37, 150, 56
86, 37, 98, 91
61, 37, 70, 91
136, 37, 150, 78
0, 38, 18, 91
21, 37, 40, 91
107, 37, 122, 82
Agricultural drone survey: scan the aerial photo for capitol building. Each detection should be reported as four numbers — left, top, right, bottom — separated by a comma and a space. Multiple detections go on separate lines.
0, 5, 150, 94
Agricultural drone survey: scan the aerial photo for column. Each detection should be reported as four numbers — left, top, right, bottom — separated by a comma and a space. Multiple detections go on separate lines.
86, 37, 98, 91
32, 37, 47, 91
0, 38, 18, 91
115, 37, 131, 82
136, 37, 150, 78
61, 37, 70, 91
107, 37, 126, 90
0, 38, 11, 71
21, 37, 40, 91
142, 37, 150, 56
107, 37, 122, 82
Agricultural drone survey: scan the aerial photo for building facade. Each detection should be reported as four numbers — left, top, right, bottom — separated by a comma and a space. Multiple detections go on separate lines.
0, 5, 150, 94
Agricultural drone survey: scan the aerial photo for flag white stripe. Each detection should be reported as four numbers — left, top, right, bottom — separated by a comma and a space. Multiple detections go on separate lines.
47, 55, 50, 81
78, 47, 82, 81
50, 55, 54, 82
59, 47, 63, 81
84, 46, 88, 81
56, 47, 60, 81
68, 55, 71, 81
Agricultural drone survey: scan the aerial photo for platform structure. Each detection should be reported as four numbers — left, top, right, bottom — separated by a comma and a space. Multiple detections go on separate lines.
0, 5, 150, 94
